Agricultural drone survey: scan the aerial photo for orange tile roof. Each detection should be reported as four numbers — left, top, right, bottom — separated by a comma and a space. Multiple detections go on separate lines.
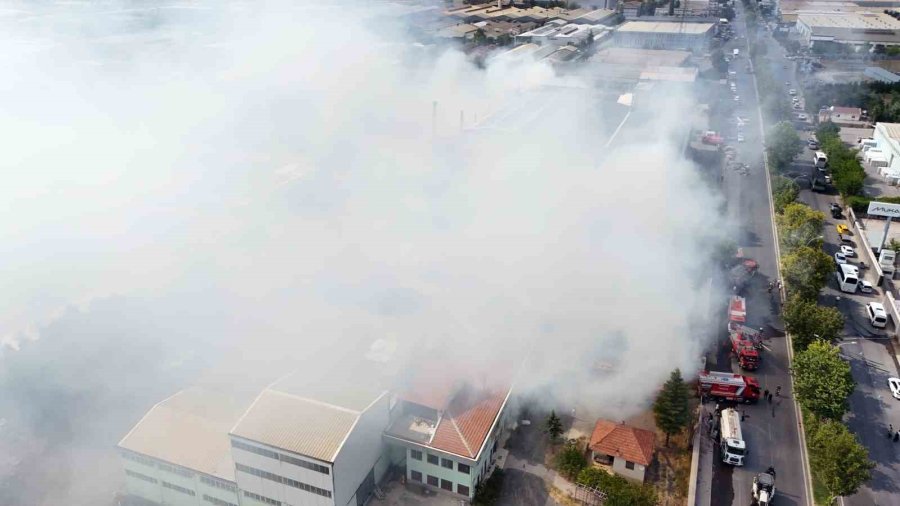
589, 419, 656, 466
428, 386, 509, 459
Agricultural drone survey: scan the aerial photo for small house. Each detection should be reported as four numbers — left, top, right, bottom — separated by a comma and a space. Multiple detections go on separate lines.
589, 419, 656, 483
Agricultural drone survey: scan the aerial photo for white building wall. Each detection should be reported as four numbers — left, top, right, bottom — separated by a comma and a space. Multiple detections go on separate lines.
232, 439, 336, 506
121, 452, 242, 506
874, 124, 900, 172
611, 457, 647, 482
332, 394, 392, 506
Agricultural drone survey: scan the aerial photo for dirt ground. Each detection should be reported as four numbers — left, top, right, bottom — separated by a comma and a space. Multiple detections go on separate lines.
646, 399, 699, 506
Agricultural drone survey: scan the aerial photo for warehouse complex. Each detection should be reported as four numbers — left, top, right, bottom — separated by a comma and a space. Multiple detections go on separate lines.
613, 20, 715, 50
118, 351, 514, 506
795, 12, 900, 47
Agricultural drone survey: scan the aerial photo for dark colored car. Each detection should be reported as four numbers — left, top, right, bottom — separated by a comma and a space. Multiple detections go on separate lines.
830, 203, 842, 218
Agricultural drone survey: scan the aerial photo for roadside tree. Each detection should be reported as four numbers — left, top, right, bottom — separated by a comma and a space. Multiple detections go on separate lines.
771, 176, 799, 213
555, 442, 586, 480
776, 203, 825, 253
766, 121, 803, 172
806, 414, 874, 503
815, 121, 840, 142
547, 411, 563, 441
782, 296, 845, 351
653, 369, 690, 446
792, 341, 854, 420
780, 246, 833, 301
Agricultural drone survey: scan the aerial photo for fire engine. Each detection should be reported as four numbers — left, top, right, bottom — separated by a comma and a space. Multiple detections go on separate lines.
727, 295, 746, 332
698, 371, 761, 403
729, 327, 761, 370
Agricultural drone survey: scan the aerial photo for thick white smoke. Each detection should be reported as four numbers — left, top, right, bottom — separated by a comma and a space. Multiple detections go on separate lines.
0, 1, 727, 503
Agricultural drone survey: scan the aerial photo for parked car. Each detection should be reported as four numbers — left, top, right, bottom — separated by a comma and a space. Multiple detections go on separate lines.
837, 224, 850, 234
867, 302, 888, 328
789, 89, 797, 95
889, 377, 900, 399
737, 134, 745, 143
841, 245, 855, 257
824, 174, 832, 184
808, 140, 819, 149
792, 103, 802, 110
834, 252, 848, 264
861, 280, 874, 293
798, 113, 808, 120
830, 203, 842, 218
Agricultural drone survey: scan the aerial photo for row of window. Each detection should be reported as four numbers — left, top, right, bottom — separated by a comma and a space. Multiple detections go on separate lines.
121, 451, 157, 467
409, 471, 470, 496
410, 449, 470, 474
125, 470, 157, 484
158, 462, 195, 479
162, 481, 196, 497
244, 490, 281, 506
231, 440, 330, 475
201, 475, 237, 493
235, 464, 332, 498
121, 450, 198, 480
203, 494, 238, 506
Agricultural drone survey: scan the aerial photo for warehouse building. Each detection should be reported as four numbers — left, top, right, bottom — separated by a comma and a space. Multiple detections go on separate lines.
795, 12, 900, 48
613, 21, 715, 50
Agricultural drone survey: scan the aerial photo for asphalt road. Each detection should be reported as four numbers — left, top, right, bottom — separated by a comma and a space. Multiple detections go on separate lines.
794, 148, 900, 505
706, 5, 810, 506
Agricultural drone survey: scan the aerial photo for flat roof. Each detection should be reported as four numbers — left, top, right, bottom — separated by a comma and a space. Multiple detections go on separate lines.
618, 20, 715, 34
877, 122, 900, 141
797, 11, 900, 30
118, 387, 252, 482
592, 47, 692, 66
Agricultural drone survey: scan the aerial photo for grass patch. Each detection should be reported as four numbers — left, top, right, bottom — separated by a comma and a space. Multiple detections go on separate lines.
811, 470, 831, 506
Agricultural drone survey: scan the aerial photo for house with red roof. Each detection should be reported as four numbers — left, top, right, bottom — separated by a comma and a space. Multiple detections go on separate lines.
383, 373, 513, 500
589, 419, 656, 483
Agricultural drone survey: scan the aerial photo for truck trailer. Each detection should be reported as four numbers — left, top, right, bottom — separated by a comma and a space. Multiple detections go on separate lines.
699, 371, 761, 403
719, 407, 746, 466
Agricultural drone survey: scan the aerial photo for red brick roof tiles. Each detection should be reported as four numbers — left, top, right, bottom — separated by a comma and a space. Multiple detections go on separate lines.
429, 387, 508, 459
589, 419, 656, 466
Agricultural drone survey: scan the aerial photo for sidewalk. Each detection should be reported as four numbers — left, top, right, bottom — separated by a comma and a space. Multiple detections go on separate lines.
504, 454, 577, 498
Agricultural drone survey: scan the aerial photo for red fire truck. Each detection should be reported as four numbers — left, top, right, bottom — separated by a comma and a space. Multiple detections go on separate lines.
727, 295, 747, 332
729, 329, 761, 370
698, 371, 762, 403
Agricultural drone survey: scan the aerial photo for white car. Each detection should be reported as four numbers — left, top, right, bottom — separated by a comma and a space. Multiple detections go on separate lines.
840, 245, 855, 257
789, 89, 797, 95
835, 252, 848, 264
734, 95, 740, 101
889, 377, 900, 400
861, 280, 874, 293
737, 134, 745, 143
798, 113, 808, 120
867, 302, 888, 328
785, 81, 791, 86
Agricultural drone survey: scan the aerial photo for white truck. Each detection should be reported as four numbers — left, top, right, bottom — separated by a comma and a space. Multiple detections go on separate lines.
880, 249, 896, 277
733, 48, 740, 57
815, 151, 828, 169
719, 407, 746, 466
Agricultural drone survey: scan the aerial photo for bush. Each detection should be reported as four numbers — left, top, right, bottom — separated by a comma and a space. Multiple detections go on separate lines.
772, 176, 799, 213
577, 467, 658, 506
555, 442, 587, 480
473, 469, 505, 506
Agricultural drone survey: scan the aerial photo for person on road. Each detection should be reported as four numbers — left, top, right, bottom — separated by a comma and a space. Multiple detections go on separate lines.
764, 388, 770, 400
775, 386, 782, 397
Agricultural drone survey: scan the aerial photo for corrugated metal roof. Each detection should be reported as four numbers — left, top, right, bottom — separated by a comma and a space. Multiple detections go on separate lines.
880, 122, 900, 141
118, 387, 250, 482
230, 390, 363, 462
618, 21, 714, 34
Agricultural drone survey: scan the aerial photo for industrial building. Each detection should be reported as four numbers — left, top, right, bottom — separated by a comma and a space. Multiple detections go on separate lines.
795, 12, 900, 48
613, 20, 715, 50
865, 66, 900, 83
518, 22, 606, 46
118, 348, 515, 506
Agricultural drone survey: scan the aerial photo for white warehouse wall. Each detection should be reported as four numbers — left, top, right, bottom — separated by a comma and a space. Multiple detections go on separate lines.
332, 393, 392, 506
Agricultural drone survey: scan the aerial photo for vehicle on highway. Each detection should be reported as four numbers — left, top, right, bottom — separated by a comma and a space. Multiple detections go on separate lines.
836, 263, 860, 293
789, 89, 797, 95
720, 408, 746, 466
888, 377, 900, 399
836, 223, 850, 234
835, 252, 848, 264
841, 245, 855, 257
808, 140, 819, 149
752, 468, 776, 506
698, 371, 761, 403
861, 280, 874, 293
792, 103, 802, 110
830, 202, 842, 218
866, 302, 888, 328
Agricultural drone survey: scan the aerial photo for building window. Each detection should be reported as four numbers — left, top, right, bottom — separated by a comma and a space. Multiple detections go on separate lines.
120, 451, 157, 467
427, 475, 439, 487
243, 491, 282, 506
235, 464, 332, 498
458, 484, 470, 496
427, 453, 439, 465
162, 481, 196, 496
410, 449, 423, 461
200, 475, 237, 492
125, 470, 157, 484
441, 458, 453, 469
203, 495, 238, 506
411, 470, 423, 482
441, 479, 453, 491
625, 460, 636, 470
158, 462, 195, 478
458, 463, 471, 474
231, 440, 329, 474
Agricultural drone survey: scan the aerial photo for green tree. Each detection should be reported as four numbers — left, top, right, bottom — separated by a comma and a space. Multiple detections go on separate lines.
792, 341, 854, 420
776, 203, 825, 253
547, 410, 563, 441
766, 121, 803, 172
782, 296, 845, 351
816, 121, 840, 142
806, 414, 874, 502
653, 369, 690, 446
577, 467, 658, 506
772, 176, 799, 213
781, 246, 833, 300
555, 442, 586, 480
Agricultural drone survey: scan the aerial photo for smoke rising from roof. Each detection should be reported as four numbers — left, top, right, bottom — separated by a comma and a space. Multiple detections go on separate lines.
0, 1, 728, 504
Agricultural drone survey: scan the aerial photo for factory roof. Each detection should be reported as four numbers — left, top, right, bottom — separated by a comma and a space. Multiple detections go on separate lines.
877, 122, 900, 141
436, 23, 479, 38
577, 8, 617, 23
866, 66, 900, 82
118, 387, 252, 482
592, 47, 692, 66
617, 20, 715, 34
797, 11, 900, 30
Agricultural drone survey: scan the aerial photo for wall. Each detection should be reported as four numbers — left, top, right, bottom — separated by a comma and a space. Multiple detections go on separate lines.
611, 457, 647, 483
121, 452, 241, 506
231, 438, 335, 506
404, 444, 478, 498
332, 394, 392, 506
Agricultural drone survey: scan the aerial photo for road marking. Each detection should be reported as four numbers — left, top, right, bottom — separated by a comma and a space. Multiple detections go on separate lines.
741, 8, 816, 506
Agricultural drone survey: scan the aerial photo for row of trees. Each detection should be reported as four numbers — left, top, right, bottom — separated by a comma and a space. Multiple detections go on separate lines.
805, 81, 900, 124
766, 122, 874, 502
